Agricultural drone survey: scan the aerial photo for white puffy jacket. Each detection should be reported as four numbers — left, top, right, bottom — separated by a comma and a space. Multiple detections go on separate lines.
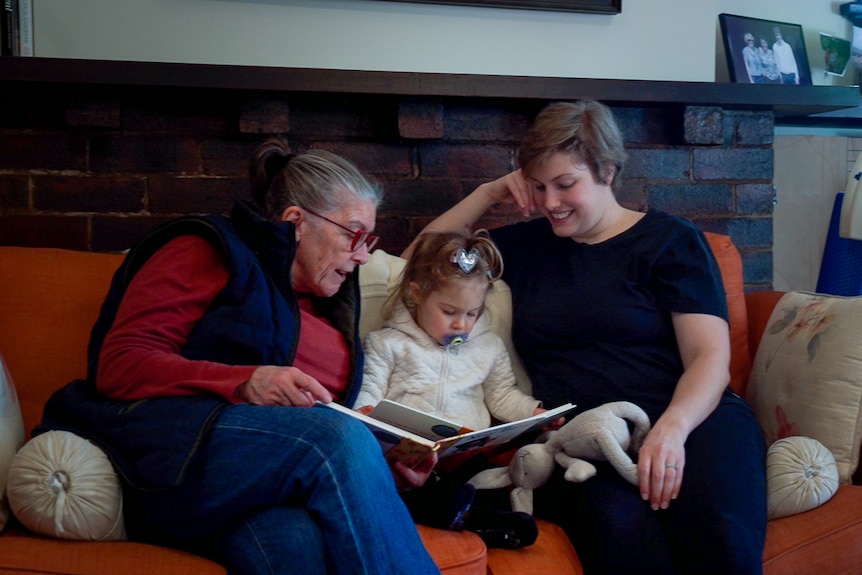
357, 302, 540, 430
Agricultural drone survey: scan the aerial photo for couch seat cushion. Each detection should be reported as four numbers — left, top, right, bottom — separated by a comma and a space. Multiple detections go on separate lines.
763, 486, 862, 574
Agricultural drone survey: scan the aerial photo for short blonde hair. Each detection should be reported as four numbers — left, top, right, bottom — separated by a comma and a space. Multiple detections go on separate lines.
517, 100, 627, 193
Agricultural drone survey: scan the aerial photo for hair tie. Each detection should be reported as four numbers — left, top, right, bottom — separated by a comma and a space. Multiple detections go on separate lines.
452, 248, 480, 273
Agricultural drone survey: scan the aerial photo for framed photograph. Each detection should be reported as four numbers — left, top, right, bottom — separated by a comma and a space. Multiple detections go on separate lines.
820, 33, 851, 77
719, 13, 811, 86
377, 0, 621, 15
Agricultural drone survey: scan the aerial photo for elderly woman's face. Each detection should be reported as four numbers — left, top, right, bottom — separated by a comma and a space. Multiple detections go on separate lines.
290, 192, 377, 297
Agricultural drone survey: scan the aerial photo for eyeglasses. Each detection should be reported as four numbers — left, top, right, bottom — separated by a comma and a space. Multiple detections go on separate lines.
303, 207, 380, 252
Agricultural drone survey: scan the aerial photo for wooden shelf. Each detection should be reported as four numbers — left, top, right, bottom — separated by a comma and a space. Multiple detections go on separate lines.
1, 57, 859, 122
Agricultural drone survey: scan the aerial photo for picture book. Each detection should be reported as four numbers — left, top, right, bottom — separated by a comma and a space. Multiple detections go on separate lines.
317, 400, 577, 469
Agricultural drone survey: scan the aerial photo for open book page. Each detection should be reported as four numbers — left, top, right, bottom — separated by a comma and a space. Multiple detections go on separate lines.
316, 400, 577, 469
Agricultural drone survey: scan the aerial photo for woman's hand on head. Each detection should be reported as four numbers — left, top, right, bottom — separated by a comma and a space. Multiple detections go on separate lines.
637, 422, 686, 511
391, 453, 438, 491
478, 170, 535, 218
236, 366, 333, 406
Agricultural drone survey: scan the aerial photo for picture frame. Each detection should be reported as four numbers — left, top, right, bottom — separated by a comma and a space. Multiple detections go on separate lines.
377, 0, 621, 15
719, 13, 811, 86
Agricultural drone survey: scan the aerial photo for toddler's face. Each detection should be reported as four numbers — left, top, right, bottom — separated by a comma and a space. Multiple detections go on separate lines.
412, 277, 488, 347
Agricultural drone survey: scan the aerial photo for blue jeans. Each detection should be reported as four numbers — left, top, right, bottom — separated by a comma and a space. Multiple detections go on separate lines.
124, 404, 441, 575
534, 392, 766, 575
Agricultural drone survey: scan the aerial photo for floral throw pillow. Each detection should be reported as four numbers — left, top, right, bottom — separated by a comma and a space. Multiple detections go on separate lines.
746, 292, 862, 484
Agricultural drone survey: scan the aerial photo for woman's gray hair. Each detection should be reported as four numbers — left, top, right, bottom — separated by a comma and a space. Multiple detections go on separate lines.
249, 139, 383, 222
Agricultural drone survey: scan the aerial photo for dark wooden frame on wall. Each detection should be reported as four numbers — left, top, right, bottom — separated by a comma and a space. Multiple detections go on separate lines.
379, 0, 621, 15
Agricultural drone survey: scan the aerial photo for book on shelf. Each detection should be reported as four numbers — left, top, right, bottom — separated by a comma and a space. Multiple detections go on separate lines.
1, 0, 33, 57
17, 0, 32, 57
1, 0, 15, 56
318, 399, 577, 469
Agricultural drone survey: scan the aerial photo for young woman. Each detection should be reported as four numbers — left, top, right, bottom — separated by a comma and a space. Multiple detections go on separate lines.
410, 100, 767, 574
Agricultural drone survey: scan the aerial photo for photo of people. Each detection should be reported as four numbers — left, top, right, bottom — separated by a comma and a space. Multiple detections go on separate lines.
720, 14, 812, 85
821, 33, 851, 77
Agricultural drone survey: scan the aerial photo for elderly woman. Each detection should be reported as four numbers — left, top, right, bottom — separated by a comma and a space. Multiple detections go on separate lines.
39, 140, 441, 575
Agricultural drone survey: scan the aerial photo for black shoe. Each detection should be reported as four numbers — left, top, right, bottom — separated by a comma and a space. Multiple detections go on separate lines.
469, 511, 538, 549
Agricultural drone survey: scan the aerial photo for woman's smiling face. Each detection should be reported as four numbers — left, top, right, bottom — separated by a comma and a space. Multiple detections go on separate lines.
527, 151, 615, 242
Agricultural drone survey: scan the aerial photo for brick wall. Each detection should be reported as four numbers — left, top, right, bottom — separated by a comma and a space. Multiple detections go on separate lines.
0, 84, 774, 289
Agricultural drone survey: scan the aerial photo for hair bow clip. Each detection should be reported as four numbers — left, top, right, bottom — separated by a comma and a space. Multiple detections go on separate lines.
452, 248, 480, 274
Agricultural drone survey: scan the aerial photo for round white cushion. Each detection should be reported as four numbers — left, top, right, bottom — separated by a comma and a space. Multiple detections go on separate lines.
7, 430, 126, 540
766, 436, 839, 520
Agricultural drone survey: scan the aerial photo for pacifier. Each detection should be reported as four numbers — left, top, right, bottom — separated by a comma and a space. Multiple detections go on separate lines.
442, 333, 469, 347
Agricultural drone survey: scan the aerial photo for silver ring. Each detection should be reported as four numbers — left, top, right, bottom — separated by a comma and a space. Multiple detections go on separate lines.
665, 463, 678, 470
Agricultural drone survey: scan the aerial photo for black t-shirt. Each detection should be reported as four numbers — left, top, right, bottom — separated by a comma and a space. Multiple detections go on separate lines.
490, 211, 727, 420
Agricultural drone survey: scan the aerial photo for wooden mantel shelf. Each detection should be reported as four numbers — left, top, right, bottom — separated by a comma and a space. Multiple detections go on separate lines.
1, 57, 859, 123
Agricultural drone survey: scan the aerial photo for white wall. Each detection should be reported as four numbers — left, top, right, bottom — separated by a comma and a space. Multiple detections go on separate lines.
33, 0, 855, 85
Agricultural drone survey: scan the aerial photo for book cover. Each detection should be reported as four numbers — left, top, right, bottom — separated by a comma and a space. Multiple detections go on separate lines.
318, 400, 577, 469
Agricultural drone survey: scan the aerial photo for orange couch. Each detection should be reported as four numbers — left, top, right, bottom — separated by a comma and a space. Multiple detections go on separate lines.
1, 234, 861, 575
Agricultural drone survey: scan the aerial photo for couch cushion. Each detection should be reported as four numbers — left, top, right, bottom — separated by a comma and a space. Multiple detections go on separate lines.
486, 519, 581, 575
747, 291, 862, 484
0, 247, 124, 437
416, 525, 488, 575
0, 525, 226, 575
7, 431, 126, 541
763, 486, 862, 574
766, 436, 839, 520
703, 232, 751, 396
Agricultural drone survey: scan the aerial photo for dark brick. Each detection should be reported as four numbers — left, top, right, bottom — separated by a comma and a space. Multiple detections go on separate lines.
419, 144, 512, 179
399, 101, 444, 140
0, 175, 29, 210
66, 99, 121, 128
381, 178, 466, 215
617, 181, 648, 212
726, 217, 773, 250
90, 136, 200, 174
33, 175, 146, 213
122, 88, 230, 134
202, 139, 261, 177
443, 104, 533, 143
92, 216, 174, 253
148, 176, 244, 215
0, 87, 67, 129
0, 215, 89, 250
613, 107, 681, 146
0, 135, 87, 171
741, 250, 773, 286
625, 148, 690, 180
684, 107, 723, 145
648, 184, 733, 216
288, 95, 395, 140
372, 216, 413, 255
318, 142, 412, 177
728, 111, 774, 146
736, 183, 775, 215
693, 148, 773, 181
240, 97, 290, 134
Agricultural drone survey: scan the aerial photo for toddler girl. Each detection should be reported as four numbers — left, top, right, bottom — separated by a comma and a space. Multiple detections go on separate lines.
357, 229, 544, 548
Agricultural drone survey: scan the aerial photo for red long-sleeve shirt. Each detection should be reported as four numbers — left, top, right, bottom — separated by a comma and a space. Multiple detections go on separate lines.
97, 235, 350, 402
